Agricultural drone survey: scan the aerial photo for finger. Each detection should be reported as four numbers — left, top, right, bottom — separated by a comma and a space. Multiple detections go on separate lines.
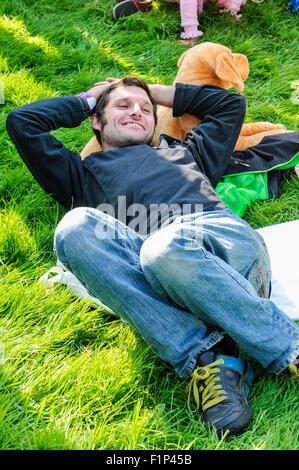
93, 81, 108, 86
106, 77, 118, 82
93, 78, 118, 86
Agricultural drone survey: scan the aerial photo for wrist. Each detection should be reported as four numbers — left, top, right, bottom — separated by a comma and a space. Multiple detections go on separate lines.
149, 84, 175, 108
79, 92, 97, 113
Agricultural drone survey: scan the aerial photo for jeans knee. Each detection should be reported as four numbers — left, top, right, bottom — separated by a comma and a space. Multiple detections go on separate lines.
140, 232, 178, 283
54, 207, 90, 255
140, 234, 166, 272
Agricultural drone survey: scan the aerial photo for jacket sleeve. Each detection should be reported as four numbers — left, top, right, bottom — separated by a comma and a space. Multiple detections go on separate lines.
6, 95, 91, 209
172, 83, 246, 187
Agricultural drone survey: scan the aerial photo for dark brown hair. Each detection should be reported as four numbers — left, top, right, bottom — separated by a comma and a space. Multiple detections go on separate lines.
93, 75, 157, 145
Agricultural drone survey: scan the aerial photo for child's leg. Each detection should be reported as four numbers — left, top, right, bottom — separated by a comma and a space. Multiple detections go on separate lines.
197, 0, 204, 12
180, 0, 204, 40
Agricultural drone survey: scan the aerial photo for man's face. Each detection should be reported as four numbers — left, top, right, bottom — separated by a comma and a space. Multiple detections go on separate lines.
92, 85, 156, 151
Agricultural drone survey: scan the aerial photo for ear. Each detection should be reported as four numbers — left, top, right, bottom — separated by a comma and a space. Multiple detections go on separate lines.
91, 113, 102, 132
215, 52, 247, 92
232, 53, 249, 81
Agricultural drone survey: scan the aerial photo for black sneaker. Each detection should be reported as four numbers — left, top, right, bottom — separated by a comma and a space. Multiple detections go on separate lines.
112, 0, 152, 21
113, 0, 138, 20
187, 348, 254, 436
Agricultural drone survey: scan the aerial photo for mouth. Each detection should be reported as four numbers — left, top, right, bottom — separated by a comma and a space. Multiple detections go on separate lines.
122, 121, 145, 130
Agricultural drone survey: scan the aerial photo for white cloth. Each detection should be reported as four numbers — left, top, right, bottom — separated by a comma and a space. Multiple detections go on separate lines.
257, 220, 299, 320
39, 263, 117, 315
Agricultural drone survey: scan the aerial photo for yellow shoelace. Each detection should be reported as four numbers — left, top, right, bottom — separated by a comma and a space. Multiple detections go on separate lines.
187, 359, 228, 411
288, 362, 299, 381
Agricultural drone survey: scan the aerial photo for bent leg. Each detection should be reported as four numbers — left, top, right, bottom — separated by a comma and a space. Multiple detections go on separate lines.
140, 209, 299, 373
54, 207, 223, 378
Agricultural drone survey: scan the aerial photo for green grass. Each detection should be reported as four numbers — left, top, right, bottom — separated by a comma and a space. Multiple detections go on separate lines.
0, 0, 298, 451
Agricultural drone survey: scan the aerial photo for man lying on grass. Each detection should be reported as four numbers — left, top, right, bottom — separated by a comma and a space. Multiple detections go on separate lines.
6, 76, 299, 437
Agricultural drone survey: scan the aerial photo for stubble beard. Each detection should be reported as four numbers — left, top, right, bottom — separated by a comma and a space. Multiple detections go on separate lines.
100, 115, 154, 150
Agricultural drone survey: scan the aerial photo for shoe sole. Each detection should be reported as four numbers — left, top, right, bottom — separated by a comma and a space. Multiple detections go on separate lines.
204, 404, 253, 437
112, 0, 138, 20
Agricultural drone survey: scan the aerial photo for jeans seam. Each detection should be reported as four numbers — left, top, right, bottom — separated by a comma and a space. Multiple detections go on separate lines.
262, 302, 299, 334
270, 343, 299, 374
203, 250, 255, 295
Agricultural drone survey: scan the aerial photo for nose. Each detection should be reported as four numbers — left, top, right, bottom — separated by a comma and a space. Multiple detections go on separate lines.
130, 103, 142, 118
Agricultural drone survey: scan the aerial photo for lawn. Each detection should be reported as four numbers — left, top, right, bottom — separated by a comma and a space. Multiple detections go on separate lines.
0, 0, 298, 451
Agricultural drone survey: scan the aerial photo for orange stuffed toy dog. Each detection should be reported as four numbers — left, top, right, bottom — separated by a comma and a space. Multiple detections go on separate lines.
80, 42, 286, 159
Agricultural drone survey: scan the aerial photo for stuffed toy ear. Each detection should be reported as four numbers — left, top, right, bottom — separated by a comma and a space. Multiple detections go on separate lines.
232, 53, 249, 81
215, 52, 248, 92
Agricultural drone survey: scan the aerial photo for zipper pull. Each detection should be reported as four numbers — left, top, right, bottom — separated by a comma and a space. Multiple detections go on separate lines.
233, 160, 250, 167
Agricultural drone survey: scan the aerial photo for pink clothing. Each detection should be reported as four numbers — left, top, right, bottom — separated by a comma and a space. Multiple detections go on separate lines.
218, 0, 247, 17
179, 0, 204, 39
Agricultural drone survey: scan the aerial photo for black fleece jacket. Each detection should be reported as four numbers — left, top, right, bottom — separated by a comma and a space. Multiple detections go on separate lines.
6, 83, 246, 234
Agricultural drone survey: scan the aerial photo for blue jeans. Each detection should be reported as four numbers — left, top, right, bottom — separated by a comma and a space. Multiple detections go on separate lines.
54, 207, 299, 378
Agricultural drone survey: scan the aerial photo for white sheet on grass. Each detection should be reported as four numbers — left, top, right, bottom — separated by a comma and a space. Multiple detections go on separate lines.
257, 219, 299, 320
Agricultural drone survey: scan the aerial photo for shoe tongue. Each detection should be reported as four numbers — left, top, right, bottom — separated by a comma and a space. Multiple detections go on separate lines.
198, 340, 240, 367
197, 350, 216, 366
